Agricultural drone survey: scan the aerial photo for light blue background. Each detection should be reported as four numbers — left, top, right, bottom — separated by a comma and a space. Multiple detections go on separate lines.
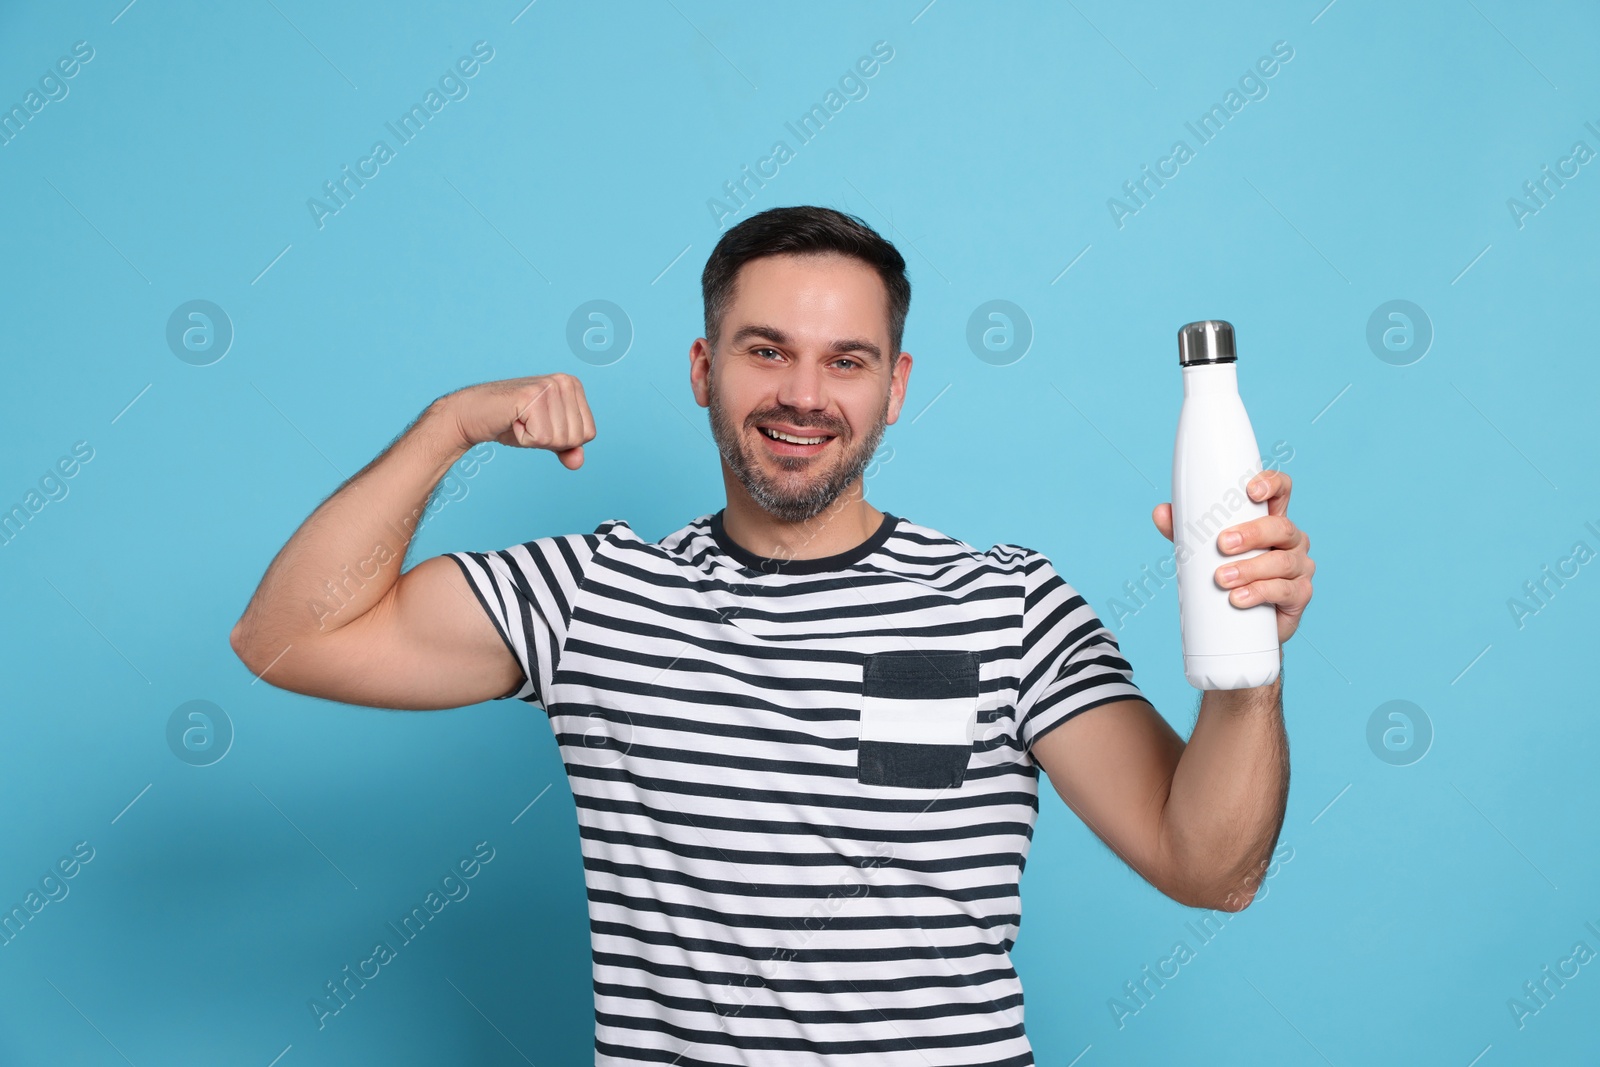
2, 1, 1596, 1063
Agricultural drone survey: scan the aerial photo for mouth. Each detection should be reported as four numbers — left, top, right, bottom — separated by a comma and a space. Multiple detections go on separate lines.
755, 423, 836, 457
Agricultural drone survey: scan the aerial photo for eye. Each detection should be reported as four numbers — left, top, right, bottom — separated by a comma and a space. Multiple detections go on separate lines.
753, 347, 781, 359
832, 357, 860, 370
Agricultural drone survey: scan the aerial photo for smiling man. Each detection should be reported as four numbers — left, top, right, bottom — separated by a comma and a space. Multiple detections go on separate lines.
230, 205, 1314, 1066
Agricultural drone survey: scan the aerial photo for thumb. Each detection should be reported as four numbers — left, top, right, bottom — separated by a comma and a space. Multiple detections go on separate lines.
556, 444, 584, 470
1152, 502, 1174, 542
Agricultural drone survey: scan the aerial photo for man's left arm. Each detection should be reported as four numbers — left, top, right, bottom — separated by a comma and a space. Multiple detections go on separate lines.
1031, 469, 1312, 911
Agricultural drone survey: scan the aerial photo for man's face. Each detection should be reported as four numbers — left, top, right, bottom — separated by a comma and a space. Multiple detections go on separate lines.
691, 253, 910, 523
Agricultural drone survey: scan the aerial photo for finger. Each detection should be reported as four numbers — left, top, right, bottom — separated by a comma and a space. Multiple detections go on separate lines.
514, 380, 556, 433
1248, 469, 1291, 517
1215, 546, 1302, 589
512, 383, 551, 447
546, 380, 573, 447
557, 443, 584, 469
1152, 502, 1174, 542
571, 377, 597, 441
1218, 513, 1302, 554
561, 387, 591, 448
576, 394, 595, 442
512, 410, 538, 448
522, 391, 553, 447
1228, 575, 1301, 609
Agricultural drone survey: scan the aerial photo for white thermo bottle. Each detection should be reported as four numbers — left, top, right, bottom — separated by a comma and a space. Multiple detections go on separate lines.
1171, 320, 1281, 690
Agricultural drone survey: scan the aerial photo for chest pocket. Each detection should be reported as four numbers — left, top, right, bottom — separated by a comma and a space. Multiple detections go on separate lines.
857, 649, 980, 789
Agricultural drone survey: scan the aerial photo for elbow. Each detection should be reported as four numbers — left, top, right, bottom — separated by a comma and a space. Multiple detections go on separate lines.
1162, 868, 1263, 913
1206, 884, 1258, 913
1169, 884, 1256, 913
230, 616, 266, 676
229, 619, 249, 665
231, 616, 321, 695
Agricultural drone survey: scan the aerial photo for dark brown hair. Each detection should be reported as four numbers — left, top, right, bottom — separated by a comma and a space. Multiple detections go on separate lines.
701, 205, 911, 361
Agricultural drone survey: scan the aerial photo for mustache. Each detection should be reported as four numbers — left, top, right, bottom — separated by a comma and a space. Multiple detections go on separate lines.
747, 410, 847, 435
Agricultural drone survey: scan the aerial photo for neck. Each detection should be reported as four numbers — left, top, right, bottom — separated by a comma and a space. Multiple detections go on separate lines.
719, 481, 883, 562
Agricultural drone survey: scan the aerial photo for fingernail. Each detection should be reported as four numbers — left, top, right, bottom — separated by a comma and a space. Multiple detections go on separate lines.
1234, 587, 1252, 602
1219, 566, 1238, 583
1222, 532, 1241, 549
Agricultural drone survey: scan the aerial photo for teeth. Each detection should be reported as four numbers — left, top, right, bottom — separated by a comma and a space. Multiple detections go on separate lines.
761, 427, 827, 445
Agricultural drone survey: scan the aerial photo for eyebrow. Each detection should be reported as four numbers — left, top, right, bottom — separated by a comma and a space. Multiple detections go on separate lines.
728, 324, 883, 366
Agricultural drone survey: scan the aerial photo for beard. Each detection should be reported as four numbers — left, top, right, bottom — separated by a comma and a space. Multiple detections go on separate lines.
707, 365, 890, 524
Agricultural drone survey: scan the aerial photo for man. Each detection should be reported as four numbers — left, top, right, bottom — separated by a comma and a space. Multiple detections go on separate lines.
231, 205, 1314, 1065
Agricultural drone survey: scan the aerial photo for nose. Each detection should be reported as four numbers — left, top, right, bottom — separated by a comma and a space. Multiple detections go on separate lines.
774, 355, 827, 418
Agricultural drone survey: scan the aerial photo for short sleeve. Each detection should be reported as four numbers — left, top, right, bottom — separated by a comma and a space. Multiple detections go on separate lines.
445, 521, 619, 706
1015, 549, 1152, 754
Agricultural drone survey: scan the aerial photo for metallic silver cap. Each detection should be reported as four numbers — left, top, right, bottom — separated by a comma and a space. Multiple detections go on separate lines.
1178, 320, 1236, 366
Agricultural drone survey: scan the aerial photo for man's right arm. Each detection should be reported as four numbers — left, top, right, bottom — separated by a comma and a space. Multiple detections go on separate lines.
228, 373, 596, 711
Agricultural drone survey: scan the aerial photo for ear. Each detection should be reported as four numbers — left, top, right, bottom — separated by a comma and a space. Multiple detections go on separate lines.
689, 337, 712, 409
885, 351, 913, 425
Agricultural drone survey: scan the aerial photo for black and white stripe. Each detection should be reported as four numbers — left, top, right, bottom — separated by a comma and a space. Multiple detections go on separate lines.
448, 510, 1151, 1065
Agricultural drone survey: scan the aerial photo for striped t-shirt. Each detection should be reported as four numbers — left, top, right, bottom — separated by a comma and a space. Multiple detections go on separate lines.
447, 509, 1151, 1066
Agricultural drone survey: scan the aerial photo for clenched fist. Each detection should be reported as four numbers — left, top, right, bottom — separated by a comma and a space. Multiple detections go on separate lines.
441, 374, 596, 469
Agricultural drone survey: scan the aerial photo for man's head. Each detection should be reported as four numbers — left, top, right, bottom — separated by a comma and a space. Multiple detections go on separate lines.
690, 206, 913, 524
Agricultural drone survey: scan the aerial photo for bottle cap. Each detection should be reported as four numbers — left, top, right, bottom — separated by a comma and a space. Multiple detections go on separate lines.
1178, 320, 1236, 366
